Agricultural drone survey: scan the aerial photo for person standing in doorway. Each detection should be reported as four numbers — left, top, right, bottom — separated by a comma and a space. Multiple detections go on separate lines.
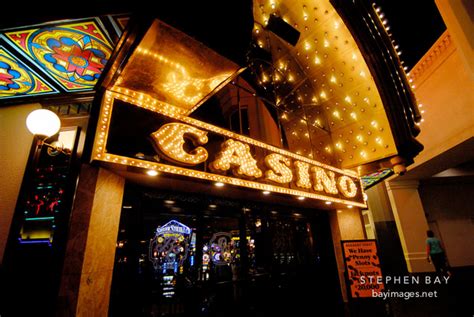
426, 230, 449, 274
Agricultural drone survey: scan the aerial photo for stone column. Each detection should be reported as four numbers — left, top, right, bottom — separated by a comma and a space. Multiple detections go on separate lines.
57, 165, 125, 316
386, 180, 432, 272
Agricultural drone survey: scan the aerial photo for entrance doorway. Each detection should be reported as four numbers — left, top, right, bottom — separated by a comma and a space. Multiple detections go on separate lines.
109, 183, 344, 316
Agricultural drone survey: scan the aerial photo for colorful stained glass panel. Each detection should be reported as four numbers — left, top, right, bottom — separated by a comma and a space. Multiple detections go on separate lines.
5, 20, 113, 91
0, 46, 56, 98
361, 168, 393, 190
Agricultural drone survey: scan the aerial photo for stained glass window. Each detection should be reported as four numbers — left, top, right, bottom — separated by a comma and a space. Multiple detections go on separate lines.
0, 46, 56, 98
4, 19, 114, 92
361, 168, 393, 190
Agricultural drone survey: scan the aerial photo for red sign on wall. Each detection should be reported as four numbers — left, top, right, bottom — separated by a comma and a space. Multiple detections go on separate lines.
342, 240, 384, 298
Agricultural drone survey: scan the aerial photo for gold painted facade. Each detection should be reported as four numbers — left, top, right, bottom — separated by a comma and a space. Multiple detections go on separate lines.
252, 0, 399, 168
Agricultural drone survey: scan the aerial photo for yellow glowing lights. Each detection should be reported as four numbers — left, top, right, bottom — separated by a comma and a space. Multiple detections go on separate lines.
93, 92, 366, 208
211, 139, 263, 178
314, 56, 321, 65
337, 176, 358, 198
162, 72, 232, 107
265, 154, 293, 184
294, 161, 312, 189
214, 182, 225, 187
146, 170, 159, 176
311, 167, 338, 194
151, 123, 209, 165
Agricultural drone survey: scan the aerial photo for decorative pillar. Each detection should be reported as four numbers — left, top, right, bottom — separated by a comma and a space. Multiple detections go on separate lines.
336, 208, 366, 240
329, 207, 365, 305
329, 212, 348, 305
57, 165, 124, 316
386, 180, 432, 272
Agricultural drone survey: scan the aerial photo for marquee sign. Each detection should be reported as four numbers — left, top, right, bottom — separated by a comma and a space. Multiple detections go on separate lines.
92, 91, 366, 207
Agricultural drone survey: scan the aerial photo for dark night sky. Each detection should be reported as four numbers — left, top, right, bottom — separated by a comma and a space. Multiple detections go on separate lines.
374, 0, 447, 71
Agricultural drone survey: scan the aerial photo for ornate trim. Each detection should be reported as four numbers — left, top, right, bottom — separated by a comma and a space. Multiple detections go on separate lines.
408, 31, 454, 84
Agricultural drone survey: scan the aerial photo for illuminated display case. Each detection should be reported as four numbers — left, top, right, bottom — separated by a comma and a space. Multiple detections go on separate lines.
2, 126, 81, 316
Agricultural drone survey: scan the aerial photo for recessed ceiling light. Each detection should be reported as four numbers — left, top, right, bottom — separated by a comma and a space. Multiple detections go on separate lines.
297, 196, 305, 200
164, 200, 175, 205
146, 170, 159, 176
209, 204, 217, 208
214, 182, 225, 187
262, 191, 270, 195
325, 201, 332, 205
348, 205, 353, 209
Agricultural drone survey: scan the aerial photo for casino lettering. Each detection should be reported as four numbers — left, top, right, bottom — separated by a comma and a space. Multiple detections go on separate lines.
150, 122, 358, 198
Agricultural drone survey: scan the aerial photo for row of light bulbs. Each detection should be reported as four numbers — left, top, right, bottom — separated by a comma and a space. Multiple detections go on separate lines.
374, 4, 426, 126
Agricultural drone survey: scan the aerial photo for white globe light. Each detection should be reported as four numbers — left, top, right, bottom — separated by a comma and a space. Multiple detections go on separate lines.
26, 109, 61, 137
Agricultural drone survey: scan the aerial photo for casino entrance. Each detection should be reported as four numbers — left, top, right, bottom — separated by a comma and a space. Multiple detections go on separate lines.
108, 183, 344, 317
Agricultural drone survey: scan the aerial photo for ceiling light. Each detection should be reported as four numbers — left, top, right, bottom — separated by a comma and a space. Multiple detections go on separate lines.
214, 182, 225, 187
146, 170, 159, 176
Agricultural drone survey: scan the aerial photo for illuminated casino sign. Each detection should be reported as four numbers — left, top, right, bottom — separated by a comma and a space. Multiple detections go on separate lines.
92, 91, 366, 207
149, 220, 191, 270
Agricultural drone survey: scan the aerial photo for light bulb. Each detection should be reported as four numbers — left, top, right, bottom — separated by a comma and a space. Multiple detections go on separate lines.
26, 109, 61, 137
146, 170, 159, 176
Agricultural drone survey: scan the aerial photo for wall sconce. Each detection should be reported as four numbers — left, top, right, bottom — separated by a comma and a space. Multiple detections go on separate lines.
26, 109, 70, 156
